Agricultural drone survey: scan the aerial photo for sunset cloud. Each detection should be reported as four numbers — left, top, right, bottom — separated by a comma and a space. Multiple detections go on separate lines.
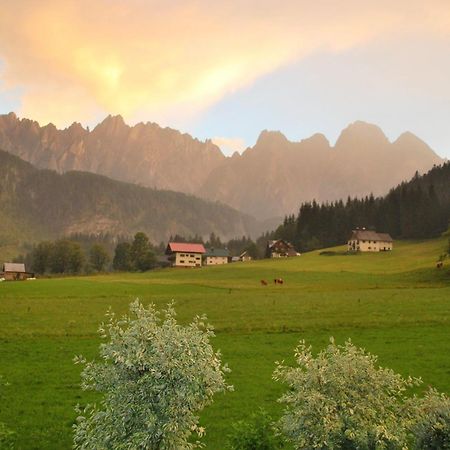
0, 1, 449, 127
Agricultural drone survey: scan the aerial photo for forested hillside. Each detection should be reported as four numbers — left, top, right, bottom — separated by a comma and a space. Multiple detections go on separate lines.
0, 149, 259, 256
274, 163, 450, 251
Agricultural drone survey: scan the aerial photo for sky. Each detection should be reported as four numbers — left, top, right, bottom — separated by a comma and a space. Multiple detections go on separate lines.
0, 0, 449, 157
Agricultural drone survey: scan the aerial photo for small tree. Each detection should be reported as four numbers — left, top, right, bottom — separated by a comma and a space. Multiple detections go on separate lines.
273, 338, 420, 450
31, 241, 54, 274
112, 241, 133, 271
131, 232, 156, 271
50, 240, 85, 273
89, 244, 110, 272
73, 300, 232, 449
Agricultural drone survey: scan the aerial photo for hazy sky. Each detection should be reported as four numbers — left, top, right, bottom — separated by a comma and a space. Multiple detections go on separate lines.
0, 0, 449, 157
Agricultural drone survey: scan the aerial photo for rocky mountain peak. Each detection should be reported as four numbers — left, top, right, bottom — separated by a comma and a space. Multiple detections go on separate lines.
335, 121, 389, 149
255, 130, 289, 148
301, 132, 330, 148
93, 114, 127, 134
394, 131, 426, 147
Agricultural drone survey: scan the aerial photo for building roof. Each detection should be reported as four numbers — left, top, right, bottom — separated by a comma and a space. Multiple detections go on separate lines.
349, 230, 393, 242
3, 262, 26, 273
267, 239, 294, 249
204, 248, 230, 257
166, 242, 206, 254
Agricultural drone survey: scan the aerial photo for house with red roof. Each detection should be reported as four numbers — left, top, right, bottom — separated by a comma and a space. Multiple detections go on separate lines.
165, 242, 206, 267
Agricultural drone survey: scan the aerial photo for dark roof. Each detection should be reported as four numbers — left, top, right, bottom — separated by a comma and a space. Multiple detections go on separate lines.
3, 262, 26, 273
166, 242, 206, 254
204, 248, 230, 257
349, 230, 393, 242
267, 239, 294, 249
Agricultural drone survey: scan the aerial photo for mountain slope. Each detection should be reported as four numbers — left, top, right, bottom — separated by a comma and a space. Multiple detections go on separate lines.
0, 149, 259, 253
0, 114, 443, 220
200, 122, 443, 218
0, 112, 225, 193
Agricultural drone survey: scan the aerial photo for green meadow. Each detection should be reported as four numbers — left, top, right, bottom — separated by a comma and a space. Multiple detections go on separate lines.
0, 239, 449, 449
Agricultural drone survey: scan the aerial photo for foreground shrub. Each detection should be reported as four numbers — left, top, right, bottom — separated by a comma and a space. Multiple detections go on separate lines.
227, 409, 285, 450
73, 300, 232, 449
413, 388, 450, 449
274, 338, 420, 449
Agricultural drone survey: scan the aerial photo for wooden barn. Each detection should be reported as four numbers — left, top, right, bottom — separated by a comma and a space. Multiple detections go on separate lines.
238, 250, 252, 262
1, 263, 34, 281
266, 239, 298, 258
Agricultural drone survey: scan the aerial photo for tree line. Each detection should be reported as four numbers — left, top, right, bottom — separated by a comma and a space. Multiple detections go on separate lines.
23, 239, 110, 274
19, 231, 271, 275
274, 163, 450, 252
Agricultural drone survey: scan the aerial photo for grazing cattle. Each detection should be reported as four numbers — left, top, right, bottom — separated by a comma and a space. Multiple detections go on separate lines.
274, 278, 284, 285
436, 261, 443, 269
260, 279, 268, 286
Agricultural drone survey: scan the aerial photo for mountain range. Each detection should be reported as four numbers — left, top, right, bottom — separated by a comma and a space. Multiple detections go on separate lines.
0, 113, 443, 220
0, 149, 259, 257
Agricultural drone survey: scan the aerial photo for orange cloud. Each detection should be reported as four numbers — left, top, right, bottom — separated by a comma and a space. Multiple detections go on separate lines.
0, 0, 449, 126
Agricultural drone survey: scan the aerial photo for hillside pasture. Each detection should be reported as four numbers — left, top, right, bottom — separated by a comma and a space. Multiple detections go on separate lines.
0, 239, 449, 449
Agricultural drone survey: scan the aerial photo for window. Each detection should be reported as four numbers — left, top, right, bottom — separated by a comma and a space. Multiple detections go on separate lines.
190, 254, 195, 257
180, 260, 185, 263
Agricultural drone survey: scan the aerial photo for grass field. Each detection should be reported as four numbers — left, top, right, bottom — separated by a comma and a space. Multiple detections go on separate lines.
0, 238, 449, 449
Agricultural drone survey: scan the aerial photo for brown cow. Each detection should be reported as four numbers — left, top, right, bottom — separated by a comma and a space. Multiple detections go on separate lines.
260, 279, 268, 286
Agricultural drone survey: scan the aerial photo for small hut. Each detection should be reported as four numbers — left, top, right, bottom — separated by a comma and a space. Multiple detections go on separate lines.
1, 263, 34, 281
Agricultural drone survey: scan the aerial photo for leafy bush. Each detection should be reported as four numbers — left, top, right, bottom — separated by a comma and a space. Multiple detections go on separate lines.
73, 300, 232, 449
274, 338, 421, 450
413, 389, 450, 449
227, 409, 285, 450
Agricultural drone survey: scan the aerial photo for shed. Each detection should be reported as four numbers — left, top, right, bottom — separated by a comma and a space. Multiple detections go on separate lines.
1, 263, 34, 281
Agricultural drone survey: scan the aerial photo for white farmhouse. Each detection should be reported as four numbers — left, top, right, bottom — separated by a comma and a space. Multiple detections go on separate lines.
204, 248, 229, 265
347, 229, 393, 252
165, 242, 206, 267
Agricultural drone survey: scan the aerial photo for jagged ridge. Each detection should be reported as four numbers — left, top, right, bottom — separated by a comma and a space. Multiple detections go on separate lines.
0, 114, 443, 220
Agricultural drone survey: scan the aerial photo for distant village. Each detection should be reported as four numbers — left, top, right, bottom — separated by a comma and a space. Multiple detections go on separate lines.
164, 228, 392, 268
1, 229, 394, 280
